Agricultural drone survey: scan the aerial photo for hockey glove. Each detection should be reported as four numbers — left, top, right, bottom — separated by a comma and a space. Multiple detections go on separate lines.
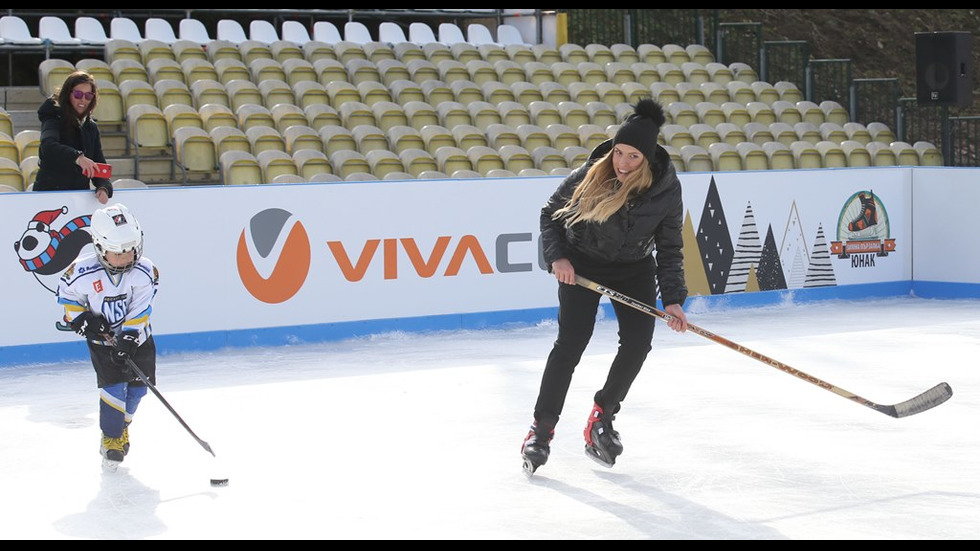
111, 330, 140, 367
70, 312, 112, 341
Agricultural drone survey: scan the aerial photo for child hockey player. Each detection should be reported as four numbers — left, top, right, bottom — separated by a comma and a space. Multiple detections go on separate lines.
57, 203, 159, 472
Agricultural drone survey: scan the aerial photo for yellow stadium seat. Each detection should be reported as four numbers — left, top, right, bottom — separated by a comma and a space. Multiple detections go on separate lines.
511, 82, 545, 108
524, 61, 555, 86
257, 149, 299, 182
568, 82, 600, 106
768, 122, 798, 146
180, 58, 219, 85
399, 148, 439, 177
208, 58, 248, 88
466, 101, 502, 132
421, 79, 455, 107
163, 104, 204, 137
529, 101, 561, 127
499, 144, 535, 173
662, 124, 695, 149
318, 125, 357, 157
715, 123, 748, 147
386, 125, 425, 155
451, 124, 488, 153
621, 82, 653, 104
666, 102, 698, 127
433, 146, 473, 175
245, 125, 286, 155
452, 80, 485, 105
314, 58, 348, 86
681, 62, 710, 85
819, 122, 848, 144
680, 144, 712, 172
226, 79, 263, 111
190, 79, 230, 110
532, 146, 567, 173
200, 103, 238, 133
865, 142, 897, 166
820, 100, 849, 126
345, 58, 381, 86
841, 140, 873, 167
366, 149, 406, 179
604, 62, 636, 85
351, 124, 389, 155
746, 101, 777, 125
763, 141, 795, 170
772, 100, 803, 125
735, 142, 769, 170
220, 150, 263, 185
630, 62, 660, 86
516, 123, 551, 151
19, 155, 39, 186
283, 124, 322, 154
815, 140, 847, 167
661, 44, 690, 66
339, 101, 376, 129
237, 103, 276, 132
0, 132, 18, 164
369, 100, 408, 132
173, 126, 217, 175
636, 44, 667, 65
708, 142, 742, 171
546, 123, 581, 150
466, 145, 506, 175
577, 124, 610, 150
891, 141, 919, 166
154, 79, 193, 110
742, 122, 775, 146
420, 124, 456, 154
0, 157, 26, 190
120, 80, 159, 109
795, 100, 825, 126
258, 79, 296, 110
586, 102, 618, 128
403, 102, 440, 131
774, 81, 803, 103
914, 141, 943, 166
329, 149, 371, 179
689, 123, 721, 149
485, 124, 522, 149
282, 58, 318, 87
611, 43, 640, 64
843, 122, 873, 145
291, 149, 332, 179
794, 122, 822, 145
210, 126, 251, 159
790, 141, 822, 169
867, 122, 896, 144
146, 57, 185, 84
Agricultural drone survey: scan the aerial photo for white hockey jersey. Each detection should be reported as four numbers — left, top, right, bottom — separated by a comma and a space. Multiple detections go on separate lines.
56, 253, 159, 346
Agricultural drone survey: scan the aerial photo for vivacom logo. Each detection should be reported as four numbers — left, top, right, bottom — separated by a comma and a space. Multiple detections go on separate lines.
237, 209, 311, 304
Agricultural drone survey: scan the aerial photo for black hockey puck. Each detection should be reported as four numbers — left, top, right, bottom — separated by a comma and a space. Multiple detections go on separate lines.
210, 478, 229, 487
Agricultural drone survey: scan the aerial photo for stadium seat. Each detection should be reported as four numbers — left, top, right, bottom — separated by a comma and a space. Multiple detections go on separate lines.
245, 126, 286, 155
746, 102, 777, 125
891, 141, 919, 166
762, 141, 795, 170
865, 142, 897, 166
735, 142, 769, 170
435, 101, 470, 128
239, 40, 274, 66
666, 102, 698, 127
649, 82, 680, 106
742, 122, 775, 146
433, 145, 472, 175
205, 39, 241, 63
577, 124, 609, 150
111, 59, 150, 85
399, 148, 439, 177
497, 101, 531, 127
339, 101, 377, 129
867, 122, 897, 144
421, 79, 455, 107
550, 62, 581, 87
365, 149, 406, 178
140, 39, 177, 65
708, 142, 742, 171
283, 125, 322, 154
329, 149, 371, 179
772, 100, 803, 125
794, 122, 822, 145
314, 59, 348, 86
452, 80, 485, 105
39, 16, 80, 47
154, 79, 193, 110
210, 126, 251, 159
715, 123, 748, 147
0, 132, 18, 164
422, 43, 453, 64
815, 140, 847, 167
532, 146, 568, 173
38, 59, 75, 98
384, 75, 422, 103
485, 124, 522, 149
843, 122, 873, 145
630, 62, 660, 87
819, 100, 849, 126
173, 126, 217, 175
466, 102, 502, 132
529, 101, 562, 127
774, 81, 804, 103
636, 44, 667, 65
655, 62, 685, 85
693, 101, 725, 127
163, 103, 204, 136
403, 101, 440, 131
237, 103, 276, 132
313, 21, 343, 44
303, 40, 336, 64
200, 104, 239, 133
768, 122, 797, 146
305, 104, 342, 131
386, 125, 425, 154
291, 149, 332, 179
512, 82, 545, 108
689, 123, 721, 149
104, 38, 142, 65
420, 124, 456, 154
662, 124, 695, 149
545, 123, 581, 150
292, 81, 329, 110
674, 82, 705, 106
659, 44, 689, 66
256, 149, 299, 181
819, 122, 848, 144
371, 101, 409, 132
75, 16, 110, 46
840, 140, 872, 167
621, 82, 653, 105
795, 100, 826, 126
351, 124, 389, 154
318, 125, 357, 156
215, 19, 247, 45
75, 58, 113, 82
0, 157, 26, 191
790, 141, 823, 169
562, 145, 590, 168
516, 124, 551, 151
680, 144, 712, 172
499, 144, 535, 173
558, 101, 591, 128
914, 141, 943, 166
466, 145, 505, 175
586, 102, 618, 128
120, 80, 159, 109
225, 79, 263, 112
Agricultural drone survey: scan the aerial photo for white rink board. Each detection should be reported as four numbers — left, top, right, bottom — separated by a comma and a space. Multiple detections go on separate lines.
1, 167, 975, 364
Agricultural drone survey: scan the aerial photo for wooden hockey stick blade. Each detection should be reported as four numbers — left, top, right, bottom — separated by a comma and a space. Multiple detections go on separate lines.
575, 275, 953, 418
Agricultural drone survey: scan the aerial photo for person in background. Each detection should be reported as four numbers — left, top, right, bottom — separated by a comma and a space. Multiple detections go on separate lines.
521, 99, 689, 475
56, 203, 158, 472
33, 70, 112, 204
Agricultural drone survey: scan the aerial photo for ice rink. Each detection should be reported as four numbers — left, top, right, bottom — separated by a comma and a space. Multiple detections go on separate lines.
1, 295, 978, 540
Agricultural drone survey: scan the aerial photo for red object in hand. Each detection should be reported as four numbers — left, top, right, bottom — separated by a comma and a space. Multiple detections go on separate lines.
94, 163, 112, 178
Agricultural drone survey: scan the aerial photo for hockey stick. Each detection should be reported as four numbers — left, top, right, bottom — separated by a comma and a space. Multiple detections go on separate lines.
123, 356, 215, 457
575, 275, 953, 418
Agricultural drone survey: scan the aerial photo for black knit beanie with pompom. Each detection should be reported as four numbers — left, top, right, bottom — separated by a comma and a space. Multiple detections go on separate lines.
613, 99, 666, 164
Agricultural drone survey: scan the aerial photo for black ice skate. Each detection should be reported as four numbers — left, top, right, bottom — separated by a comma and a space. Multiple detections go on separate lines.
848, 192, 878, 232
583, 404, 623, 468
100, 433, 125, 472
521, 422, 554, 478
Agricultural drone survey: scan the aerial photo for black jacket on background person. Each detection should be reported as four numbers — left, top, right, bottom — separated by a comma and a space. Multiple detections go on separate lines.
32, 97, 113, 196
539, 138, 687, 307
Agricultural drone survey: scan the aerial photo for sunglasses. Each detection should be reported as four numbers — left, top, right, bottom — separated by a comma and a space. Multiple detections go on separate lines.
72, 90, 95, 101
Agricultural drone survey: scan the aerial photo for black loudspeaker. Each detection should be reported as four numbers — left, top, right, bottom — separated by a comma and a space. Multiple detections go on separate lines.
916, 31, 973, 107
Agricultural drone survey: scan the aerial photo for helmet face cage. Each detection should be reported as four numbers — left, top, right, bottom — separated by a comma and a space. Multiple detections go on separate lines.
90, 204, 143, 275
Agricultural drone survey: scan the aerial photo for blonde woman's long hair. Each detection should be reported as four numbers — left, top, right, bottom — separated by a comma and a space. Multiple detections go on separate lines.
553, 149, 654, 226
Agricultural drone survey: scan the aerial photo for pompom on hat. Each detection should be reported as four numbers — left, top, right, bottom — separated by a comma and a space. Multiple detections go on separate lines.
613, 99, 666, 164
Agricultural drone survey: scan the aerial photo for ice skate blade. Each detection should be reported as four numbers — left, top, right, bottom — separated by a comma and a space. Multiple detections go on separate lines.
522, 457, 540, 479
102, 458, 122, 473
584, 446, 615, 469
